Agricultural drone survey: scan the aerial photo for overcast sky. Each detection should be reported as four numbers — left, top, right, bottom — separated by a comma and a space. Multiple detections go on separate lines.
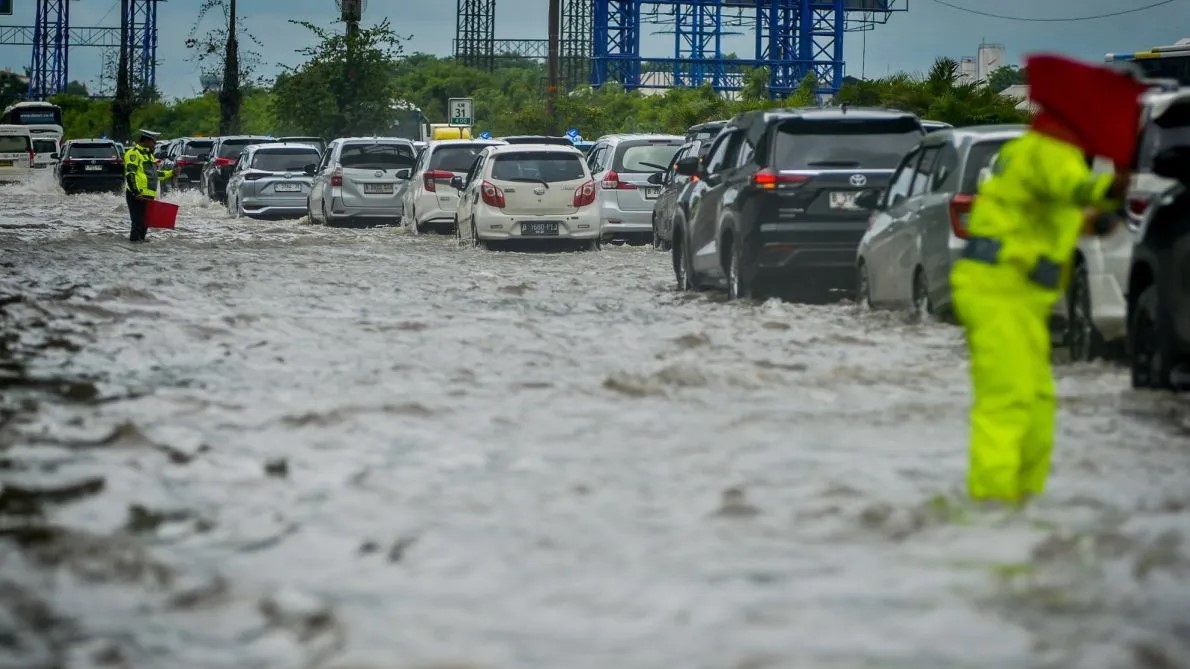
0, 0, 1185, 99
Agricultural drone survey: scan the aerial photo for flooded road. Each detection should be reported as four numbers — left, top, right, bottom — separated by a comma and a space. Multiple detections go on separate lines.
2, 175, 1189, 669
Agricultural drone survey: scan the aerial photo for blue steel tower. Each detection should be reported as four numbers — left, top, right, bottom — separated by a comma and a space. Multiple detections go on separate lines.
591, 0, 907, 96
29, 0, 69, 98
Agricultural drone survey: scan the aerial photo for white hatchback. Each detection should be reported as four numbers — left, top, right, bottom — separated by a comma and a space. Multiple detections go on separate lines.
453, 144, 600, 250
399, 139, 505, 234
0, 125, 34, 182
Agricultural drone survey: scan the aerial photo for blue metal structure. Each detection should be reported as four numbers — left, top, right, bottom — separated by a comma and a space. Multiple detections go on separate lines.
29, 0, 69, 98
128, 0, 160, 94
592, 0, 907, 96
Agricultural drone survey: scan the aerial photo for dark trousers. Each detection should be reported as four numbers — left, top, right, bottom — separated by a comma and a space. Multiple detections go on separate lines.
126, 191, 147, 241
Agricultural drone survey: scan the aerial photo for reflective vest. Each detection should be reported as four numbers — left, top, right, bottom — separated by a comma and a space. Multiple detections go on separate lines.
964, 131, 1116, 293
123, 144, 171, 197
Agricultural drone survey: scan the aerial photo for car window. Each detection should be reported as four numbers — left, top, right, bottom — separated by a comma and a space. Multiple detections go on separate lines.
429, 144, 487, 173
491, 151, 585, 182
884, 150, 921, 206
614, 140, 682, 173
931, 143, 960, 192
909, 146, 940, 197
772, 118, 923, 170
665, 146, 689, 182
252, 149, 321, 172
1138, 102, 1190, 169
338, 143, 416, 170
32, 138, 58, 154
961, 139, 1011, 194
0, 135, 31, 153
586, 146, 606, 172
185, 141, 214, 158
217, 139, 271, 158
735, 134, 756, 168
66, 143, 120, 159
703, 131, 737, 175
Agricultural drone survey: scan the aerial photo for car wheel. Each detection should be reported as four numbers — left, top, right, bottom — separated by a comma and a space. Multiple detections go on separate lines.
471, 219, 487, 249
674, 234, 697, 292
1129, 285, 1175, 390
912, 268, 932, 320
727, 238, 750, 300
322, 201, 332, 226
454, 217, 463, 245
857, 261, 873, 309
585, 236, 601, 252
1067, 260, 1107, 362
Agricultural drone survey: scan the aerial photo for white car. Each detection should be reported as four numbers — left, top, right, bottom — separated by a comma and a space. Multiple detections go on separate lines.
399, 139, 505, 234
0, 124, 34, 182
453, 144, 600, 250
31, 135, 60, 170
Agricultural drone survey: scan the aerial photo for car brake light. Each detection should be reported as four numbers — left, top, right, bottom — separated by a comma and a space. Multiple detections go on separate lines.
214, 157, 234, 167
331, 166, 343, 187
600, 170, 637, 190
481, 180, 506, 208
751, 168, 809, 189
1126, 197, 1149, 217
949, 193, 974, 239
176, 158, 190, 167
424, 169, 453, 193
573, 179, 596, 206
244, 172, 264, 181
28, 149, 34, 165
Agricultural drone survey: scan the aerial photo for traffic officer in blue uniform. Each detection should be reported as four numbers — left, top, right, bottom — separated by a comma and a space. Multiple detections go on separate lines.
123, 129, 173, 242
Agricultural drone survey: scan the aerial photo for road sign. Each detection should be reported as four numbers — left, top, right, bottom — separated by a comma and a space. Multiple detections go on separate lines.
0, 0, 12, 16
448, 97, 473, 128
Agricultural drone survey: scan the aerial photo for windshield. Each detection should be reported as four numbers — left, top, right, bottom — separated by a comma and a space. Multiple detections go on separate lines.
961, 140, 1011, 193
33, 139, 58, 154
491, 151, 586, 182
252, 149, 321, 172
218, 139, 272, 158
772, 119, 923, 170
339, 143, 416, 170
1130, 55, 1190, 87
66, 143, 120, 159
0, 135, 30, 153
6, 108, 63, 126
185, 141, 214, 158
614, 141, 682, 173
429, 145, 488, 173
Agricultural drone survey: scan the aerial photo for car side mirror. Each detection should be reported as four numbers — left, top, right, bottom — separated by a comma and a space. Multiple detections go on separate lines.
674, 156, 700, 177
303, 164, 316, 176
647, 172, 664, 185
855, 188, 884, 210
450, 176, 465, 190
1153, 146, 1190, 183
394, 168, 412, 180
50, 152, 59, 160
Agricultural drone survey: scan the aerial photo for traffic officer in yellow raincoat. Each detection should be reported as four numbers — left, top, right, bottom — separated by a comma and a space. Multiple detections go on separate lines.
950, 55, 1147, 505
123, 129, 173, 243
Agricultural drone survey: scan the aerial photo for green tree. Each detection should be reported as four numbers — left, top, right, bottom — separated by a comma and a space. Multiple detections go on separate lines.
273, 19, 409, 137
0, 70, 25, 109
63, 80, 89, 97
985, 65, 1026, 93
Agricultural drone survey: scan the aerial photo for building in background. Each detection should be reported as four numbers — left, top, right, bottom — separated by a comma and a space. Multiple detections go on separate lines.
957, 57, 978, 86
977, 42, 1007, 83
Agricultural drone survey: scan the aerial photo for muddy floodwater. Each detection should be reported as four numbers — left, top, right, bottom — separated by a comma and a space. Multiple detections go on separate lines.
2, 175, 1189, 669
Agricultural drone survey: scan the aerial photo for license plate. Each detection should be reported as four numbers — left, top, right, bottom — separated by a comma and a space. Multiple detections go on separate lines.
364, 183, 392, 194
521, 221, 559, 236
85, 165, 103, 171
645, 186, 662, 199
829, 191, 860, 210
274, 183, 301, 192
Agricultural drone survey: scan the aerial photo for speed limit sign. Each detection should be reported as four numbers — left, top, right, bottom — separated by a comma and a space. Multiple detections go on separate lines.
448, 98, 473, 128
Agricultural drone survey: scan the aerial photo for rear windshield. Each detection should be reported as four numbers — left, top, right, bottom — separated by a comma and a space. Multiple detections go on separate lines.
66, 143, 120, 159
501, 136, 573, 146
688, 126, 724, 142
614, 140, 682, 173
429, 144, 488, 173
961, 139, 1011, 193
771, 119, 923, 170
184, 140, 214, 157
1138, 103, 1190, 169
339, 143, 416, 170
280, 138, 325, 152
33, 138, 58, 153
218, 138, 273, 158
252, 149, 321, 172
492, 151, 586, 182
0, 135, 31, 153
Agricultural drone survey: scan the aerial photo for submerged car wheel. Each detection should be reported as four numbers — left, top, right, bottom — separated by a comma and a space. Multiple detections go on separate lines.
1067, 261, 1107, 362
1129, 286, 1175, 390
727, 240, 750, 300
675, 235, 697, 292
471, 220, 487, 249
857, 261, 873, 309
912, 268, 932, 320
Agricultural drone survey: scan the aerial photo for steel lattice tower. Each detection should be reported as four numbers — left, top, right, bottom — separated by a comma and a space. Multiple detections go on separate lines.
28, 0, 69, 98
454, 0, 496, 71
128, 0, 160, 96
561, 0, 593, 89
592, 0, 906, 96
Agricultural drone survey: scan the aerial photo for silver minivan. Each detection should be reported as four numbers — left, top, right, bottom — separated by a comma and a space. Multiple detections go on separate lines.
585, 134, 684, 243
306, 137, 416, 226
226, 143, 323, 219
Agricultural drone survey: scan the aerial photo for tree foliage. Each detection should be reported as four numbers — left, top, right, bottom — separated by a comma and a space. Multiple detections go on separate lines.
985, 65, 1027, 93
185, 0, 265, 87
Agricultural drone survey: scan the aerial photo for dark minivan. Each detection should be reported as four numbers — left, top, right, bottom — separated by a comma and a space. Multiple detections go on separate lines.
201, 135, 276, 202
671, 106, 923, 301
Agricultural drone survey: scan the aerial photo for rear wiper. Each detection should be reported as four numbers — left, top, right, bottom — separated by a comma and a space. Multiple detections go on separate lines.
507, 177, 549, 189
805, 160, 861, 168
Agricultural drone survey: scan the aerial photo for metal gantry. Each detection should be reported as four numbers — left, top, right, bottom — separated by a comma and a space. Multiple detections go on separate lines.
454, 0, 496, 71
29, 0, 69, 98
128, 0, 160, 94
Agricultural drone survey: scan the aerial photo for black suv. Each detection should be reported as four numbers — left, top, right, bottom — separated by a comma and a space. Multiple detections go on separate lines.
671, 107, 923, 300
201, 135, 275, 202
163, 137, 214, 191
1127, 144, 1190, 390
54, 139, 124, 194
685, 120, 727, 143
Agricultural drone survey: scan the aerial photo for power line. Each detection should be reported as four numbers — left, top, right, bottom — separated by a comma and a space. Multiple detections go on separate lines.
925, 0, 1181, 21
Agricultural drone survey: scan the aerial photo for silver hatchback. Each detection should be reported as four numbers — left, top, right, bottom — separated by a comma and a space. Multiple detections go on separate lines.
306, 137, 416, 226
225, 143, 323, 219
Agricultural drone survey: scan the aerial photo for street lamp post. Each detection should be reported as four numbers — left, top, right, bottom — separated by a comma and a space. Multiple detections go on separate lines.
546, 0, 559, 135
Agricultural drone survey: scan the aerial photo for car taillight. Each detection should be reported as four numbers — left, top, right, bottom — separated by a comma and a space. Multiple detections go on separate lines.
330, 166, 343, 187
949, 193, 974, 239
751, 168, 809, 189
480, 180, 505, 208
424, 169, 453, 193
244, 172, 264, 181
600, 170, 637, 190
27, 150, 34, 165
214, 157, 234, 167
1126, 197, 1149, 217
176, 158, 190, 167
573, 179, 596, 206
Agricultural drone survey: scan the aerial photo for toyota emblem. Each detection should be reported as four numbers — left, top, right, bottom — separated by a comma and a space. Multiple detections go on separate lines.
374, 170, 383, 178
533, 186, 546, 195
849, 174, 867, 187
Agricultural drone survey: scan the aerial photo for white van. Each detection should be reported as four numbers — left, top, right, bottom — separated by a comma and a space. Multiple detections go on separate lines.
31, 134, 61, 169
0, 124, 34, 182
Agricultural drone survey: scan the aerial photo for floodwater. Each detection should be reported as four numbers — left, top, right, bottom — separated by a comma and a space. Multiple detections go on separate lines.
2, 173, 1188, 669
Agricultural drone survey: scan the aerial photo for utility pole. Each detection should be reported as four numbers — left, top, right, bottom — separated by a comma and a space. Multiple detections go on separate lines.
219, 0, 241, 135
111, 0, 131, 140
546, 0, 559, 135
341, 0, 361, 134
